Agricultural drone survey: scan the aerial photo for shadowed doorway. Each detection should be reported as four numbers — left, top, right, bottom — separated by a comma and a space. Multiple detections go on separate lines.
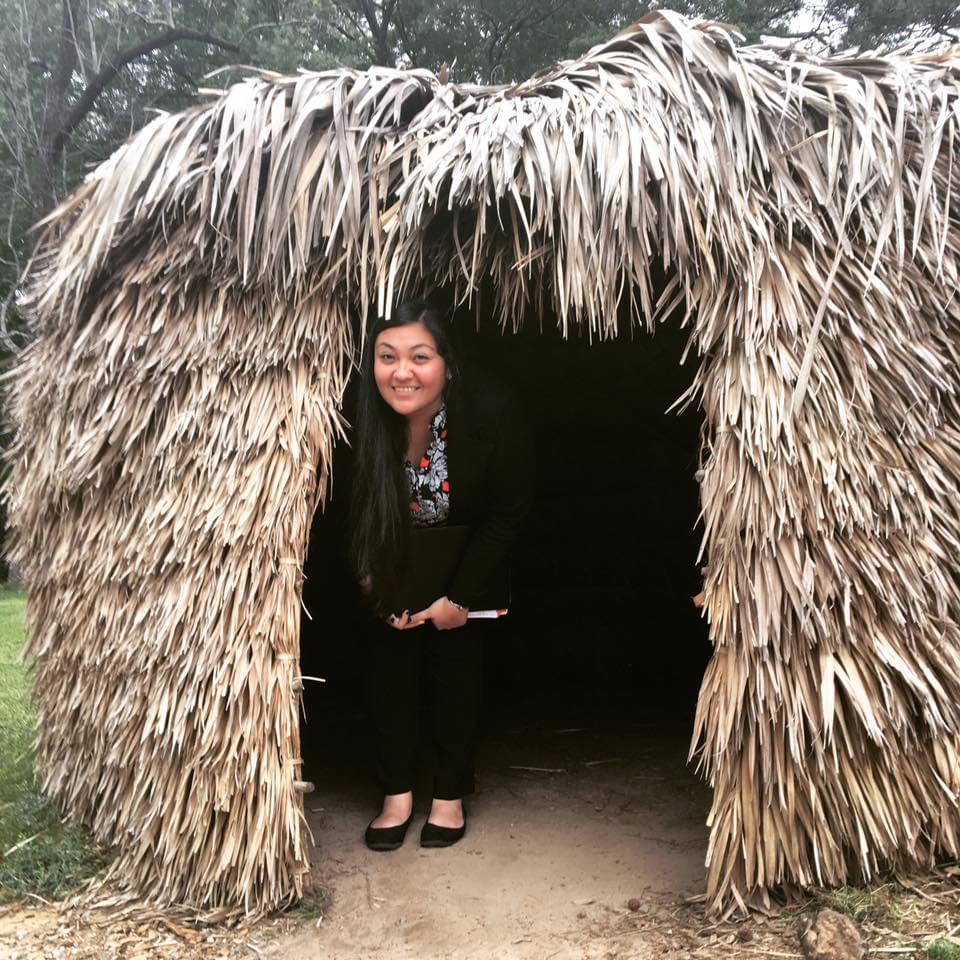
295, 307, 713, 950
300, 301, 710, 768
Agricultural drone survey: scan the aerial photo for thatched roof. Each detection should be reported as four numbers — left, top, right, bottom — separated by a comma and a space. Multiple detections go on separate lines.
6, 10, 960, 918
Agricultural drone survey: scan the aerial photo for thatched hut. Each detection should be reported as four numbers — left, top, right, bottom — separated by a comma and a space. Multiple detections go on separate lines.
6, 10, 960, 919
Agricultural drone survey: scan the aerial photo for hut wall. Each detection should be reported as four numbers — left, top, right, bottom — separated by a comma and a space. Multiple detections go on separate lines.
691, 250, 960, 911
5, 269, 350, 915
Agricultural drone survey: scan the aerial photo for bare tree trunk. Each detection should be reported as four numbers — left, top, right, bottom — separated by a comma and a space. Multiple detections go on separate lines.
356, 0, 396, 66
35, 0, 82, 219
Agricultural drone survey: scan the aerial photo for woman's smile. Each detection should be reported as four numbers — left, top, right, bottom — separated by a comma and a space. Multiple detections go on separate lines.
391, 384, 423, 399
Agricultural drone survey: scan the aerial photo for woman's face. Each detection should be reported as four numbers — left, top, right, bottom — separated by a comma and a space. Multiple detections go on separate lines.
373, 321, 447, 420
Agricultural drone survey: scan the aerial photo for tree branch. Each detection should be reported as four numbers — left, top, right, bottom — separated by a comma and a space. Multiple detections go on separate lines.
51, 28, 240, 156
330, 3, 369, 43
773, 3, 834, 46
486, 0, 572, 72
328, 16, 363, 44
243, 19, 314, 36
47, 0, 82, 128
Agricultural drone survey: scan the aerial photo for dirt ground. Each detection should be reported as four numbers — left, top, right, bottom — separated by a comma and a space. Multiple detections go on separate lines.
2, 712, 715, 959
4, 708, 960, 959
286, 711, 711, 959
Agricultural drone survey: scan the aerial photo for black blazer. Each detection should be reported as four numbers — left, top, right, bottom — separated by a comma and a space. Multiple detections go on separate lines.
440, 372, 534, 610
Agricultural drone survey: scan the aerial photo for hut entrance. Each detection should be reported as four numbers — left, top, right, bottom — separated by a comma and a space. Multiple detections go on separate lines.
297, 307, 712, 945
456, 313, 709, 715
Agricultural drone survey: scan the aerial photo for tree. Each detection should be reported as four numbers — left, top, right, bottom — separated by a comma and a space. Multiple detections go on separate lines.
677, 0, 804, 43
831, 0, 958, 49
734, 0, 959, 49
390, 0, 643, 83
0, 0, 252, 346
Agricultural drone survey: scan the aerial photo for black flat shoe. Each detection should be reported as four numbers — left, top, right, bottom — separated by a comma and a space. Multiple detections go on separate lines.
420, 818, 466, 848
365, 812, 414, 851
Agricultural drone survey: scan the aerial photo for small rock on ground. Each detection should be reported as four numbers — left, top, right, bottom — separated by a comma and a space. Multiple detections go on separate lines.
800, 908, 866, 960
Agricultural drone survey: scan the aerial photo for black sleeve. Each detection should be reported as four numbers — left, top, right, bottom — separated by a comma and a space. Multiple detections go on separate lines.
446, 399, 535, 609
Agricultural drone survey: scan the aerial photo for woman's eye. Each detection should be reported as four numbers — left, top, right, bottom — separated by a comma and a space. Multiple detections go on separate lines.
415, 354, 431, 362
378, 354, 394, 362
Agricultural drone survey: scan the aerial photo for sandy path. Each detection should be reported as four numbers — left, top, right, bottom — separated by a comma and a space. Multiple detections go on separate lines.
276, 709, 711, 959
1, 706, 714, 960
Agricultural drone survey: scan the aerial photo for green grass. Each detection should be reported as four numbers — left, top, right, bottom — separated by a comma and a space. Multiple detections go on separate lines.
0, 584, 106, 901
294, 890, 328, 920
923, 941, 960, 960
814, 883, 903, 928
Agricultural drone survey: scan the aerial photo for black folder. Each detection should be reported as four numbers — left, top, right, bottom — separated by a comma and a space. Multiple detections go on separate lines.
395, 525, 471, 613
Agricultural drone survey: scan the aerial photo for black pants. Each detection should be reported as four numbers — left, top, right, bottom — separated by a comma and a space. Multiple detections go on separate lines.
364, 621, 483, 800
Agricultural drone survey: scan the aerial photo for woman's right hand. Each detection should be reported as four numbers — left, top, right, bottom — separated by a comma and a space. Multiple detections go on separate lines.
386, 610, 424, 630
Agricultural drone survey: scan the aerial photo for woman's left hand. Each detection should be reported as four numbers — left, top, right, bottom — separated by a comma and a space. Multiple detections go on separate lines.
409, 596, 468, 630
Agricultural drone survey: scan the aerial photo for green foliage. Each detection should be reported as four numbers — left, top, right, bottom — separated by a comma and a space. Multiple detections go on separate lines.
392, 0, 644, 84
832, 0, 959, 49
0, 586, 106, 900
228, 0, 383, 75
293, 889, 328, 920
924, 941, 960, 960
676, 0, 805, 43
813, 884, 903, 927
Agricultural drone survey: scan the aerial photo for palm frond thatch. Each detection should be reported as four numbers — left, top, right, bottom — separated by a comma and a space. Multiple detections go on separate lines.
6, 10, 960, 918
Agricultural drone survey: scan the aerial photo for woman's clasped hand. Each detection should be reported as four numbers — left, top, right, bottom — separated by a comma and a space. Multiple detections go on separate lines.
385, 596, 469, 631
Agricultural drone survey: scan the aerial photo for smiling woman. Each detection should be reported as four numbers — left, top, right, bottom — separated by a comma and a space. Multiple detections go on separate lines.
373, 325, 448, 422
347, 299, 533, 853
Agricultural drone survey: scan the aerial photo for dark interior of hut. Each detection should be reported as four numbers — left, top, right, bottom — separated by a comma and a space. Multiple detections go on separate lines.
298, 289, 712, 803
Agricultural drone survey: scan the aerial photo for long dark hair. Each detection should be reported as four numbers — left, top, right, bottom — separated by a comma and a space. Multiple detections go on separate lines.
349, 299, 459, 609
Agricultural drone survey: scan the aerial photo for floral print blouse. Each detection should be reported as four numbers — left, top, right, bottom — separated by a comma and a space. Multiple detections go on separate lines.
404, 405, 450, 526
